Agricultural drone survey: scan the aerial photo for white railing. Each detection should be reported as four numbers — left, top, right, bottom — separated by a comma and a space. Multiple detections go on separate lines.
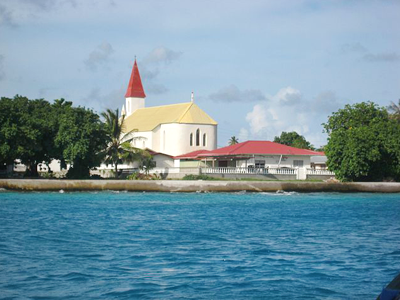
201, 167, 297, 175
149, 167, 200, 174
306, 169, 335, 176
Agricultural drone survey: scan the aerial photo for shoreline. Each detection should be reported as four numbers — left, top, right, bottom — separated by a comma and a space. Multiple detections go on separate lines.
1, 179, 400, 193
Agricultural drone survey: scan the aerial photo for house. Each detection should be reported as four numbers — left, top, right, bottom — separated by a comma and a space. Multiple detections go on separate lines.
173, 140, 333, 180
121, 60, 218, 157
175, 140, 325, 169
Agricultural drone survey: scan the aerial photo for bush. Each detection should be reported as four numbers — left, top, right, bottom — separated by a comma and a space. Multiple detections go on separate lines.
39, 172, 54, 179
126, 172, 161, 180
182, 174, 217, 180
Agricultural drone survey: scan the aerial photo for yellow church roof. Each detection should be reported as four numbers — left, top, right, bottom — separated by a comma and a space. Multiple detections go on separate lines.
123, 102, 218, 132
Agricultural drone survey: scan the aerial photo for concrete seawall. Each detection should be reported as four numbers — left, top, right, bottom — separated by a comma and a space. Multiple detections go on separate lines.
1, 179, 400, 193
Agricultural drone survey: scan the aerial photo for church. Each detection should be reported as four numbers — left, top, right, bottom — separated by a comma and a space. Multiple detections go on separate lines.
121, 60, 218, 157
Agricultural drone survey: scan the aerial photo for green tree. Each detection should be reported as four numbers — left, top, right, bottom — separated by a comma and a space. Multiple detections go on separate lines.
139, 153, 156, 175
0, 97, 15, 166
101, 108, 141, 178
229, 136, 239, 145
388, 99, 400, 121
55, 105, 107, 178
0, 96, 54, 176
273, 131, 314, 150
323, 102, 400, 182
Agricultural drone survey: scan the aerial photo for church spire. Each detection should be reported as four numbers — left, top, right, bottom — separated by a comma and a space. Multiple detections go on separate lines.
125, 59, 146, 98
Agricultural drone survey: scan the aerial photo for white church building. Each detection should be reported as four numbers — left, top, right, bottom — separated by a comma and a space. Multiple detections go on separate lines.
114, 59, 218, 170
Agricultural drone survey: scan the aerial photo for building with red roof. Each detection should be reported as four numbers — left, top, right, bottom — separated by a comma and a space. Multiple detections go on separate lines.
175, 140, 326, 170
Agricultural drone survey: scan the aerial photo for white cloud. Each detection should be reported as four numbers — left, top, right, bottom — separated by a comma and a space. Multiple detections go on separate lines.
341, 42, 367, 54
137, 47, 182, 95
275, 86, 302, 105
237, 128, 249, 142
245, 104, 271, 136
209, 84, 267, 102
143, 47, 182, 65
363, 52, 400, 62
0, 4, 17, 28
242, 87, 343, 147
81, 85, 125, 113
340, 43, 399, 63
145, 83, 168, 95
84, 42, 114, 72
311, 90, 342, 114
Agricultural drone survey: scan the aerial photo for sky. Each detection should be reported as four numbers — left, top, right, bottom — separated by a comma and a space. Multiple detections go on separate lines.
1, 0, 399, 148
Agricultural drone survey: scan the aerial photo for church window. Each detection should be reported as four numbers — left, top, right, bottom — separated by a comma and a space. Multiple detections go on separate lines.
190, 133, 193, 146
203, 133, 206, 146
196, 129, 200, 146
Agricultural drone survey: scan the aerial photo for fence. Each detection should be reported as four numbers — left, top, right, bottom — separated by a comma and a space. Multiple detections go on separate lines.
201, 167, 297, 175
306, 169, 335, 176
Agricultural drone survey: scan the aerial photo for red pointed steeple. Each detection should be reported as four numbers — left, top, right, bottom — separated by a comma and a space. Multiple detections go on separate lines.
125, 59, 146, 98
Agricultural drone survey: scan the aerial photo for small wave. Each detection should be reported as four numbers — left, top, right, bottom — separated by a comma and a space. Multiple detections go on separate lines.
252, 249, 272, 255
103, 283, 161, 296
63, 253, 104, 258
61, 272, 93, 281
305, 272, 334, 279
236, 190, 247, 194
313, 287, 339, 295
275, 190, 298, 195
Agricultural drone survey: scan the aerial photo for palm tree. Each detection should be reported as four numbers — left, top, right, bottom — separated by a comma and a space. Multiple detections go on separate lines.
388, 99, 400, 121
139, 154, 156, 175
229, 136, 239, 145
101, 108, 142, 178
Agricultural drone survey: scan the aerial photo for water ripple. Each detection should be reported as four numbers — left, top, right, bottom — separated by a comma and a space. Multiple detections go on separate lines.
0, 192, 399, 299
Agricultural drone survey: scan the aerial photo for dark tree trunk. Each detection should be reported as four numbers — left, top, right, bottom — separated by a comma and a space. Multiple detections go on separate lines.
114, 163, 118, 178
27, 162, 39, 177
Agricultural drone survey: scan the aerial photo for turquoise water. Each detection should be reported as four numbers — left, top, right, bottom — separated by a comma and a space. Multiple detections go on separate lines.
0, 191, 399, 299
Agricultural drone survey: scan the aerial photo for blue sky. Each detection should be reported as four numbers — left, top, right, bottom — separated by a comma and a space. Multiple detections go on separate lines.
1, 0, 399, 147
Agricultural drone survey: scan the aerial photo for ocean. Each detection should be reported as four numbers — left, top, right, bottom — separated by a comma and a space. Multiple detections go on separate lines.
0, 191, 399, 299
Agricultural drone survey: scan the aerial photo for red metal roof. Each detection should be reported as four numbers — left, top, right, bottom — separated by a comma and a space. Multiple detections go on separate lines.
176, 141, 324, 159
174, 149, 211, 159
125, 59, 146, 98
145, 148, 173, 157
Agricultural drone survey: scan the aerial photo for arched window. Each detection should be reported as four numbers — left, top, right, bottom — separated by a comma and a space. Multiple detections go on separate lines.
196, 129, 200, 146
203, 133, 206, 146
190, 133, 193, 146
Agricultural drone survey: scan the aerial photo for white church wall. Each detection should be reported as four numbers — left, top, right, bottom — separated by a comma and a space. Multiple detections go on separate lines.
128, 131, 153, 150
159, 123, 217, 156
152, 126, 161, 153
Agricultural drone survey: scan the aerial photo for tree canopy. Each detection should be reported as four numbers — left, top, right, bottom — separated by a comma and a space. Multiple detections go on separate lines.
0, 95, 107, 178
388, 99, 400, 121
55, 104, 107, 178
323, 101, 400, 182
273, 131, 314, 150
0, 96, 57, 176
